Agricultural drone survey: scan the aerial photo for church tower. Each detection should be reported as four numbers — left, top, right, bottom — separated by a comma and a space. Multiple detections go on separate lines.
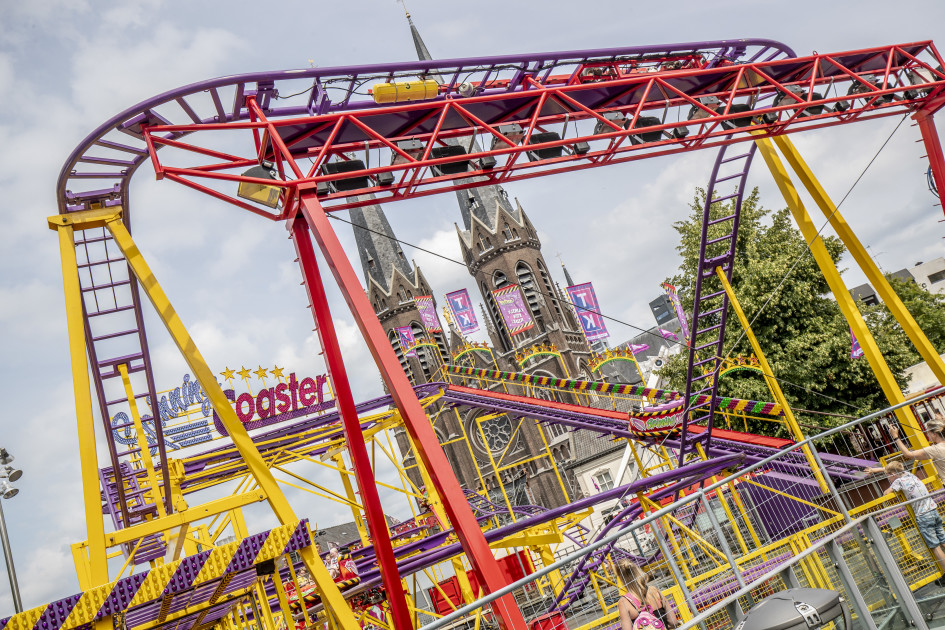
350, 201, 446, 383
347, 7, 613, 508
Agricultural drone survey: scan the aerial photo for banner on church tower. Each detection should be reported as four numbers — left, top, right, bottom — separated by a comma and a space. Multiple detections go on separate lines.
491, 284, 535, 336
445, 289, 479, 334
414, 295, 442, 334
394, 326, 418, 357
660, 281, 691, 344
565, 282, 609, 341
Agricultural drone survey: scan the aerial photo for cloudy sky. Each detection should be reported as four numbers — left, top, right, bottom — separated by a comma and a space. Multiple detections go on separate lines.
1, 0, 944, 612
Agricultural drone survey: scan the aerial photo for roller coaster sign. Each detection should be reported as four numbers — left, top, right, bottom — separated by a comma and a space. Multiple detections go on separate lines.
213, 373, 332, 436
111, 372, 334, 451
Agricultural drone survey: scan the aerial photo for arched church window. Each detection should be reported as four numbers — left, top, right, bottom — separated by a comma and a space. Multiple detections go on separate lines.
515, 262, 542, 318
493, 270, 509, 288
389, 330, 410, 375
503, 223, 514, 242
536, 259, 566, 321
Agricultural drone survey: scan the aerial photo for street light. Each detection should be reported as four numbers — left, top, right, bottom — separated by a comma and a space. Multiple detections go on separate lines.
0, 448, 23, 614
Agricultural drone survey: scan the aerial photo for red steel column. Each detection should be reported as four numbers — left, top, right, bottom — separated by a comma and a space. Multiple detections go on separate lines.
296, 192, 527, 630
915, 110, 945, 219
289, 217, 413, 630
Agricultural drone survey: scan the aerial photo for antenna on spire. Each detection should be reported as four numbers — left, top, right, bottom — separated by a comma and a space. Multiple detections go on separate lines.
396, 0, 410, 18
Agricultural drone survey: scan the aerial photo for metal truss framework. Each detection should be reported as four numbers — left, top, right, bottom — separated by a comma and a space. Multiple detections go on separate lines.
139, 42, 945, 215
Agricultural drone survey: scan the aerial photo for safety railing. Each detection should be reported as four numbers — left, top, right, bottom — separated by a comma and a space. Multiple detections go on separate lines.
420, 385, 945, 630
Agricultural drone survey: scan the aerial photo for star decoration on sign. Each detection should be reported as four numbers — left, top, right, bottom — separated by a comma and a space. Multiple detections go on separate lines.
237, 366, 252, 380
254, 366, 269, 380
271, 366, 285, 379
221, 367, 236, 381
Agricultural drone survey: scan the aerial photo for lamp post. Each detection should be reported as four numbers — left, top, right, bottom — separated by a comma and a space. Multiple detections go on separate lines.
0, 448, 23, 614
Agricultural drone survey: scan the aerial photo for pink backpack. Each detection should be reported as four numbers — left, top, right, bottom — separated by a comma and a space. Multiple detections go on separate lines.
625, 592, 665, 629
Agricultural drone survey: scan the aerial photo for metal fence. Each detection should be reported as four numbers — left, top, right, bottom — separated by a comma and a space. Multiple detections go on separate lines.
419, 385, 945, 630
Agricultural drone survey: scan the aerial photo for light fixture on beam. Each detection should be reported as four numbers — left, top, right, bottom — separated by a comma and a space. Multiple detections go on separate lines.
764, 86, 826, 123
593, 111, 627, 135
375, 171, 395, 186
0, 482, 16, 500
626, 116, 663, 144
321, 160, 370, 193
0, 466, 21, 482
687, 96, 721, 121
835, 80, 893, 112
904, 67, 940, 100
526, 132, 564, 161
392, 139, 424, 166
236, 161, 282, 209
720, 104, 754, 130
430, 145, 471, 175
490, 124, 524, 151
571, 141, 591, 155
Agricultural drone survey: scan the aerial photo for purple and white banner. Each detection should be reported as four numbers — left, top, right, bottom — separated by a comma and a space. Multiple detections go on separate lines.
566, 282, 609, 341
395, 326, 417, 357
657, 328, 678, 341
629, 344, 650, 355
414, 295, 442, 334
661, 282, 690, 344
850, 328, 864, 359
446, 289, 479, 334
491, 285, 535, 336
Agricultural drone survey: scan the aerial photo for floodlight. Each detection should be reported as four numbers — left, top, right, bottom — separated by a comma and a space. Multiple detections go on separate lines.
593, 112, 627, 135
626, 116, 663, 144
236, 161, 282, 209
526, 132, 564, 161
0, 482, 17, 500
0, 466, 21, 482
430, 145, 471, 175
321, 160, 370, 193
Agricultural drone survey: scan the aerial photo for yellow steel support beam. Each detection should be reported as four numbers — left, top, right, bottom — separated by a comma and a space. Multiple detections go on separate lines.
50, 218, 111, 588
333, 453, 370, 546
714, 267, 830, 493
117, 363, 167, 517
753, 137, 934, 475
772, 134, 945, 388
105, 490, 266, 547
62, 211, 362, 630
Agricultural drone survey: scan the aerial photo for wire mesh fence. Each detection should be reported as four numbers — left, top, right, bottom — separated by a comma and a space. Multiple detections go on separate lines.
409, 386, 945, 630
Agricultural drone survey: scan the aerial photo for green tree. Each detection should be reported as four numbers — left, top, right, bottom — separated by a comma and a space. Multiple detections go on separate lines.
659, 188, 940, 434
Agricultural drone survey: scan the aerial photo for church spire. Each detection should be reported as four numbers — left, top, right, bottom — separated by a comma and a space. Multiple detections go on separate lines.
401, 2, 435, 62
349, 197, 416, 294
399, 5, 518, 233
558, 255, 576, 287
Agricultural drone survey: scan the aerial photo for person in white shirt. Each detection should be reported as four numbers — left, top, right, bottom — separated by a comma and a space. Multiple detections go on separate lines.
864, 460, 945, 582
885, 416, 945, 482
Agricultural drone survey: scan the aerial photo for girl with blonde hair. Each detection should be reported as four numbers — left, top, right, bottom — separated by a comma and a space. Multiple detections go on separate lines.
616, 559, 678, 629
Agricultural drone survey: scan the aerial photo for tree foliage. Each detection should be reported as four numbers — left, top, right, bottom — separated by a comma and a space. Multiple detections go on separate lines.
659, 188, 944, 434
